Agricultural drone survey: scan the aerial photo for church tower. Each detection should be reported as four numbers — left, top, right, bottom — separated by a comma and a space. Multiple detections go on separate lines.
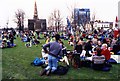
28, 0, 47, 32
33, 0, 39, 31
33, 0, 38, 20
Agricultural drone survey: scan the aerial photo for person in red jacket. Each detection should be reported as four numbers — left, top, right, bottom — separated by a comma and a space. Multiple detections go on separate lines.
101, 44, 111, 60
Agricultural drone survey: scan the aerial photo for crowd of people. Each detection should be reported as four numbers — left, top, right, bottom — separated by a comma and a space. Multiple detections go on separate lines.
68, 28, 120, 56
39, 28, 120, 76
1, 27, 120, 76
0, 29, 16, 48
19, 31, 40, 47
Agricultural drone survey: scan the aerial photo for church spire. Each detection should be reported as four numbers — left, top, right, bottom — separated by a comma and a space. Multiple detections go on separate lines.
34, 0, 38, 19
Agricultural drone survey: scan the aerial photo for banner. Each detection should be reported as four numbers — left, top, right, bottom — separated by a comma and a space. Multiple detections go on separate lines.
66, 18, 74, 35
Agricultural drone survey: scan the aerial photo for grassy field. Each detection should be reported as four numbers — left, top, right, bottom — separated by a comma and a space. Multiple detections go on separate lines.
2, 34, 120, 80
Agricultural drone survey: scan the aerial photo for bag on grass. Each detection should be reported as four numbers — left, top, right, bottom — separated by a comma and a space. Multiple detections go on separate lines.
102, 66, 110, 71
92, 64, 111, 71
53, 65, 69, 75
31, 57, 45, 66
92, 64, 104, 70
108, 58, 117, 64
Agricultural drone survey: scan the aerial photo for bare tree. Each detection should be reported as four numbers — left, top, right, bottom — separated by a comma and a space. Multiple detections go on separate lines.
14, 9, 25, 31
48, 9, 63, 32
48, 13, 54, 31
67, 5, 77, 32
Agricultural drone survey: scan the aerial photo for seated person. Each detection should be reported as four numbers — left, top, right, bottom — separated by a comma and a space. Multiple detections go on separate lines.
92, 47, 105, 70
71, 40, 83, 68
101, 44, 111, 61
84, 40, 93, 57
92, 47, 105, 64
6, 39, 11, 48
0, 40, 5, 48
68, 35, 74, 46
74, 40, 83, 54
41, 49, 48, 64
59, 40, 69, 66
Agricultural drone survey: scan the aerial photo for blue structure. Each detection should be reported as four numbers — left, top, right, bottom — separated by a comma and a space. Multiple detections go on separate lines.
66, 18, 74, 35
74, 8, 90, 26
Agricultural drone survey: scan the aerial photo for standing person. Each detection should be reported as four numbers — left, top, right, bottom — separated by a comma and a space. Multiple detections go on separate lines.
40, 34, 63, 76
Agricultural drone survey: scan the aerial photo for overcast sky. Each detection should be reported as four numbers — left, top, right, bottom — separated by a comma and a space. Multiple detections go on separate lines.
0, 0, 119, 28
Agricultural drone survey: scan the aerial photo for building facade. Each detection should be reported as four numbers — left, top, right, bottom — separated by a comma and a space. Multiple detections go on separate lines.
74, 8, 90, 26
28, 19, 47, 32
94, 22, 113, 31
28, 0, 47, 32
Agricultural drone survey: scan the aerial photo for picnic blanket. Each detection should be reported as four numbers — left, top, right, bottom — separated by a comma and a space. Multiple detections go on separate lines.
110, 55, 120, 63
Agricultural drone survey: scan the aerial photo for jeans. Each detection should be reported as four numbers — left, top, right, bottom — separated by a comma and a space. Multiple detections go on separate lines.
45, 54, 58, 72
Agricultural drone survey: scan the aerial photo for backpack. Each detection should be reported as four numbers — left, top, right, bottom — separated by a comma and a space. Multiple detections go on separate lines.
108, 58, 117, 64
102, 66, 110, 71
53, 65, 69, 75
31, 57, 45, 66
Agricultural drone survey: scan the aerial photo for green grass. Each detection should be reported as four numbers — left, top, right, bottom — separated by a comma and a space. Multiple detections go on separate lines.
2, 35, 120, 80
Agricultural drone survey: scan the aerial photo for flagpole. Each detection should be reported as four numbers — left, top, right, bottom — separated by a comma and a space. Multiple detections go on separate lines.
73, 9, 77, 51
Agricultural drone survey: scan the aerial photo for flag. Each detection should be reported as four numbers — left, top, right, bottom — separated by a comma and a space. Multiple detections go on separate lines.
66, 17, 71, 30
114, 16, 119, 38
66, 17, 74, 35
92, 14, 95, 21
116, 16, 118, 22
70, 26, 74, 35
115, 16, 118, 27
